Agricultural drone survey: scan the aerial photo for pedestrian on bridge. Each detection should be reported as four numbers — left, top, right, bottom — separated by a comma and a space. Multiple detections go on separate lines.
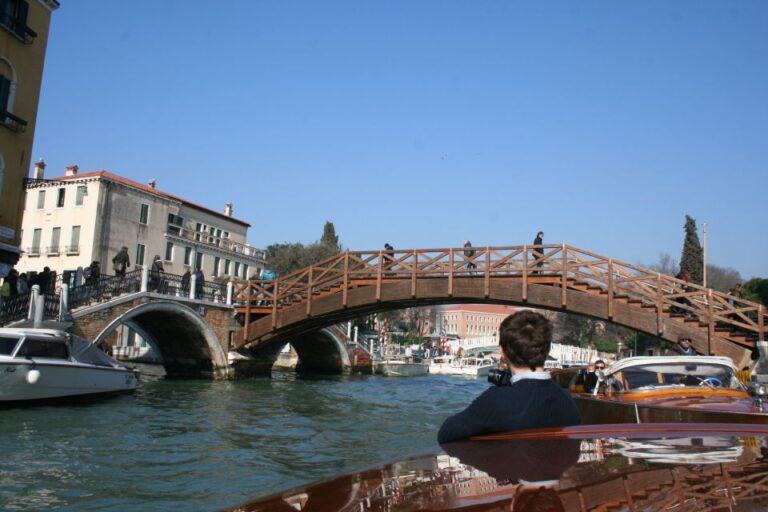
181, 269, 191, 297
112, 247, 130, 278
194, 267, 205, 300
463, 240, 476, 271
532, 231, 544, 274
150, 255, 164, 292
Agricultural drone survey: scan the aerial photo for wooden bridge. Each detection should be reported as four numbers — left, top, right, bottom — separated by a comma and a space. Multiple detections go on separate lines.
234, 244, 766, 365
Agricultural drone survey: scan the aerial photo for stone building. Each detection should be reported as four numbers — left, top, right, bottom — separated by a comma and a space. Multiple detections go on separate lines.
16, 163, 266, 282
0, 0, 59, 273
436, 304, 519, 339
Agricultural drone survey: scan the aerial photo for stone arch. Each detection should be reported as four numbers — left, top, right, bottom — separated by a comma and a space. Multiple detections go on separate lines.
93, 301, 228, 379
289, 327, 351, 374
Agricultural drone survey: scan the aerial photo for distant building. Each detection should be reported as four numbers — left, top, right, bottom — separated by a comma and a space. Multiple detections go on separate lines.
16, 164, 266, 282
435, 304, 520, 339
0, 0, 59, 272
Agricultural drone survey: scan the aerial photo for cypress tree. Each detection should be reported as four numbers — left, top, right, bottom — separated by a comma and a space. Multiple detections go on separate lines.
320, 221, 340, 250
680, 215, 704, 285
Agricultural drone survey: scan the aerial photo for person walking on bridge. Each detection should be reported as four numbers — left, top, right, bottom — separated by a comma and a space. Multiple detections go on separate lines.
150, 255, 164, 292
532, 231, 544, 274
112, 246, 130, 278
463, 240, 476, 272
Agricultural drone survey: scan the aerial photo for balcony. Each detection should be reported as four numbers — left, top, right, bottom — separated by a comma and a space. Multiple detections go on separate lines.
166, 227, 266, 260
46, 245, 60, 256
1, 111, 27, 132
27, 246, 40, 257
65, 245, 80, 255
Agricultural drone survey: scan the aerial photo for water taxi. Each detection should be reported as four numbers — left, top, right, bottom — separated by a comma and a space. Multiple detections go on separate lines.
0, 328, 139, 404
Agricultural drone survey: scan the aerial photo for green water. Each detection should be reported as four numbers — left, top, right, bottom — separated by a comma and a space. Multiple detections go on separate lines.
0, 373, 487, 511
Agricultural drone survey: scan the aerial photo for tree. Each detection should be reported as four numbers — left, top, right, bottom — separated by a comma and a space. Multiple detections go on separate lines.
742, 278, 768, 307
644, 253, 678, 277
706, 264, 742, 293
320, 221, 340, 250
264, 222, 344, 276
680, 215, 704, 285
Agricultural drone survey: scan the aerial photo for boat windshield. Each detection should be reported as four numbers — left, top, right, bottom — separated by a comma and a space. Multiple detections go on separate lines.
15, 338, 70, 360
0, 336, 20, 355
615, 362, 738, 390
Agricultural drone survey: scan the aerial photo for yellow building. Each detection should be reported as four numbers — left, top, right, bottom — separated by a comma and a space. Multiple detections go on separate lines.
0, 0, 59, 272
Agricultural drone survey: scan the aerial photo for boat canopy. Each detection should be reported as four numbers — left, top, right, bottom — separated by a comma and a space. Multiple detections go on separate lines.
69, 336, 124, 368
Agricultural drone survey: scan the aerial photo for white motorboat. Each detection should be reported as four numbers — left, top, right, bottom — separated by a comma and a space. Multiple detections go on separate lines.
428, 355, 495, 377
426, 355, 456, 375
449, 356, 496, 377
0, 328, 139, 404
378, 359, 428, 377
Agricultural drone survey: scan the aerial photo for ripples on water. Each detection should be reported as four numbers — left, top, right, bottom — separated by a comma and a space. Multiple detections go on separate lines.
0, 372, 488, 511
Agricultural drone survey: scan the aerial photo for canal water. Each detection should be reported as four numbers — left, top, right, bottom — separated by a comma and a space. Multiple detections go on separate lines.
0, 372, 488, 511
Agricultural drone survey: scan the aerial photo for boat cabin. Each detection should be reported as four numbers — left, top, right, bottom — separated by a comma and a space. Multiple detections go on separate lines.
0, 329, 71, 361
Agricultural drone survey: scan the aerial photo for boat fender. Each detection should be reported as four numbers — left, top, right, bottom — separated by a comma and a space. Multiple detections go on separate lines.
26, 369, 41, 384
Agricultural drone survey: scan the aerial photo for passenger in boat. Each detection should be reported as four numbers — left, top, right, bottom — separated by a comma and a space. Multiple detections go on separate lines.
583, 359, 606, 393
671, 334, 697, 356
437, 310, 580, 443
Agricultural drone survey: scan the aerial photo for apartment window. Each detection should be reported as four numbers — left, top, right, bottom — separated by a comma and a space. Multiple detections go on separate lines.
224, 259, 231, 275
36, 190, 45, 209
184, 247, 192, 265
213, 256, 220, 277
139, 203, 149, 225
69, 225, 81, 250
30, 228, 41, 255
167, 213, 183, 235
75, 185, 87, 206
195, 252, 203, 270
56, 188, 65, 207
195, 223, 202, 241
49, 227, 60, 254
234, 262, 240, 277
243, 264, 249, 279
136, 244, 146, 266
0, 0, 34, 41
165, 242, 173, 262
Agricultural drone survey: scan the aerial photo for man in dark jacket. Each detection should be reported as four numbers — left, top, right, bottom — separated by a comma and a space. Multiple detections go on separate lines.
532, 231, 544, 273
672, 334, 696, 356
437, 310, 580, 443
112, 246, 130, 277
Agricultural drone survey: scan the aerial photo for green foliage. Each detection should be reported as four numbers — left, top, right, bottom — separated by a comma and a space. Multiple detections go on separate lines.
592, 337, 619, 353
265, 223, 343, 276
320, 221, 340, 250
742, 278, 768, 307
390, 333, 423, 345
680, 215, 704, 285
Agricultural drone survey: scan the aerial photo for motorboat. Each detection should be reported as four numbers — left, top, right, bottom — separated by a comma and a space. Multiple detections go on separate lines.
223, 422, 768, 511
0, 328, 139, 404
378, 358, 428, 377
448, 356, 496, 377
426, 354, 455, 375
553, 355, 768, 424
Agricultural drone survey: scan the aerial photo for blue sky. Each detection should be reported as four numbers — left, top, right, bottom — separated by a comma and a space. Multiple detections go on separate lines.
32, 1, 767, 278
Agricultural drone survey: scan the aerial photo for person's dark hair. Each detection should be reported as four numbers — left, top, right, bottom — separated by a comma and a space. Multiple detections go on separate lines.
498, 310, 552, 370
594, 359, 605, 366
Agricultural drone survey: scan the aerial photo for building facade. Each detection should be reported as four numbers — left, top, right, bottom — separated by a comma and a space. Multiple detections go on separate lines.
0, 0, 59, 273
435, 304, 520, 339
16, 164, 266, 283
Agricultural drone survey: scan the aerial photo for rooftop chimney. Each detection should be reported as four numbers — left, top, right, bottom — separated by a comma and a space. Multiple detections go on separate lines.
224, 202, 233, 217
148, 180, 157, 189
65, 165, 79, 176
33, 159, 46, 180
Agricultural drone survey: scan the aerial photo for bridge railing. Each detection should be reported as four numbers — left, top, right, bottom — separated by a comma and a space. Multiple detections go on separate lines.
234, 244, 766, 343
68, 269, 143, 310
0, 293, 31, 325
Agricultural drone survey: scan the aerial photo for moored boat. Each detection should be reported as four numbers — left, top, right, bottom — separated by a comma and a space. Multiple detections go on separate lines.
426, 354, 455, 375
553, 355, 768, 424
0, 328, 139, 404
378, 358, 428, 377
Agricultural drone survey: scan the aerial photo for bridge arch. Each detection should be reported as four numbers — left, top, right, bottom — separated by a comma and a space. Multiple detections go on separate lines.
93, 301, 228, 379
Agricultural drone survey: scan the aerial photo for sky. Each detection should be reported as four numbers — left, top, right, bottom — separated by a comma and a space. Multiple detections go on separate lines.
32, 1, 767, 278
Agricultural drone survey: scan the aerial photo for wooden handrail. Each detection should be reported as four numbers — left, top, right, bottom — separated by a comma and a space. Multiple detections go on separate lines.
235, 244, 766, 344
